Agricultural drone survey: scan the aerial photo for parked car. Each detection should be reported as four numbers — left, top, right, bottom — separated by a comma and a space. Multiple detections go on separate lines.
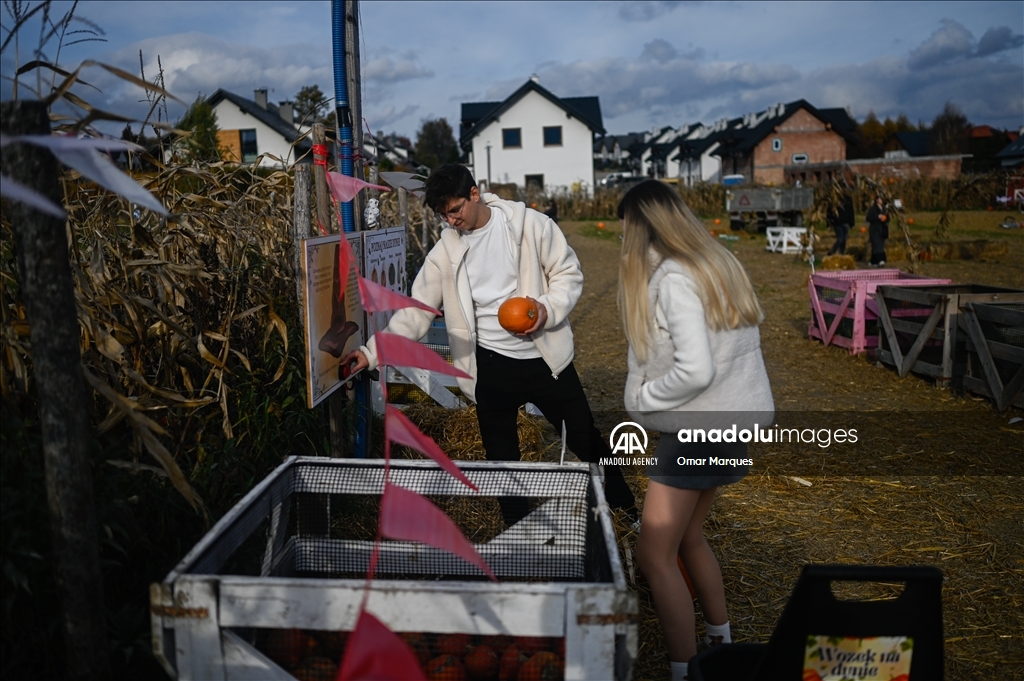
599, 172, 636, 187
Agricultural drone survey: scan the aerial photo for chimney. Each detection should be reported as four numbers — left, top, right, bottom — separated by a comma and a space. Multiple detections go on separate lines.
254, 88, 268, 109
278, 100, 294, 124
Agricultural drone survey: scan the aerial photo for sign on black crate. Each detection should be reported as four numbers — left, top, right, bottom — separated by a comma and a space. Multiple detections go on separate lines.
152, 457, 637, 681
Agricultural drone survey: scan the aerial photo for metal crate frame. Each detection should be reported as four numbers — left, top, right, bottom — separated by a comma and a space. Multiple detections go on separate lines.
152, 457, 637, 681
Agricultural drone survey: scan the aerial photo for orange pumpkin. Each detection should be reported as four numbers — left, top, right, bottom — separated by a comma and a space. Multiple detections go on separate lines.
438, 633, 473, 658
879, 214, 887, 222
597, 221, 606, 230
713, 218, 721, 225
428, 654, 468, 681
907, 217, 915, 225
498, 297, 538, 334
860, 226, 868, 233
517, 651, 562, 681
499, 644, 530, 681
465, 644, 499, 679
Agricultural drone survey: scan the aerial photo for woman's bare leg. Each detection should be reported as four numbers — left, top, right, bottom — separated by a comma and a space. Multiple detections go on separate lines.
678, 487, 728, 627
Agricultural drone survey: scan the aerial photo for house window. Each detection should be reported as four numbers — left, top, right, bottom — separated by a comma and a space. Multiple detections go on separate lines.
524, 174, 544, 190
240, 129, 258, 163
543, 126, 562, 146
502, 128, 521, 148
791, 153, 809, 164
772, 138, 782, 152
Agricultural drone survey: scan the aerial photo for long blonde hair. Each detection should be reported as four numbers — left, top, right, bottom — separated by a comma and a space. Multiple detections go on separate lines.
616, 180, 764, 362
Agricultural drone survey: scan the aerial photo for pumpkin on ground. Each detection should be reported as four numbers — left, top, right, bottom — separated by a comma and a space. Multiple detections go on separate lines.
427, 654, 468, 681
498, 297, 538, 334
517, 651, 563, 681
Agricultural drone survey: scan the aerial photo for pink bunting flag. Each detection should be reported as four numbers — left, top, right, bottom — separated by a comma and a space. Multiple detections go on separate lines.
374, 332, 471, 379
337, 608, 427, 681
335, 232, 359, 300
358, 275, 440, 316
380, 482, 497, 581
385, 406, 477, 491
326, 171, 390, 204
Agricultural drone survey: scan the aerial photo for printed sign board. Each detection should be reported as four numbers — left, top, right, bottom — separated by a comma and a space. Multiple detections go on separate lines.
803, 635, 913, 681
362, 226, 407, 337
301, 232, 365, 408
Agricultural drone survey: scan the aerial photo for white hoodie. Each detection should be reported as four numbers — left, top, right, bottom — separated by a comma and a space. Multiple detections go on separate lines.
360, 193, 582, 402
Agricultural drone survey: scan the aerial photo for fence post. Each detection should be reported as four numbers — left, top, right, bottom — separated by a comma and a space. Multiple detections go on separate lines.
0, 100, 111, 680
293, 163, 312, 309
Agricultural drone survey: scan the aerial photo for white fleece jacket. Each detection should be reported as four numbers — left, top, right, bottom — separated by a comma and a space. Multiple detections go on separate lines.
360, 193, 582, 402
624, 257, 774, 433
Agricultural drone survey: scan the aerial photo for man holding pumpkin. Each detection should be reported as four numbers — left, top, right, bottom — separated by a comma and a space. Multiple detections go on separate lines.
344, 164, 636, 524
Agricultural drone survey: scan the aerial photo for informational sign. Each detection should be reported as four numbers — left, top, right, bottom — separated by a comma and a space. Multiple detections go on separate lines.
803, 635, 913, 681
301, 232, 365, 408
362, 226, 407, 337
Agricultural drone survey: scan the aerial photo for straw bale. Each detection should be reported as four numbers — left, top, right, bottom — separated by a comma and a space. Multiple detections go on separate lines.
820, 255, 857, 271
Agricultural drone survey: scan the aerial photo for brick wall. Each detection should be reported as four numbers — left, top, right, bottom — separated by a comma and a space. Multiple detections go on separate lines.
754, 109, 846, 185
847, 155, 962, 180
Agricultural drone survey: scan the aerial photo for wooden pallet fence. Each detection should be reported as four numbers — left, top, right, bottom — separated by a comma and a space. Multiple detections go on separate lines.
959, 301, 1024, 410
807, 270, 952, 354
874, 285, 1024, 388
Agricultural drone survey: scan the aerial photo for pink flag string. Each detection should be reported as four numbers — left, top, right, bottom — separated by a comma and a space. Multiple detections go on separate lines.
337, 608, 427, 681
374, 332, 471, 379
380, 482, 496, 581
385, 406, 477, 491
358, 275, 440, 316
326, 171, 390, 204
335, 232, 359, 301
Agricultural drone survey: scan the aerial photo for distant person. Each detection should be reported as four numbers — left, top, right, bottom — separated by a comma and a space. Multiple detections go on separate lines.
866, 195, 889, 266
826, 191, 855, 256
343, 164, 636, 525
616, 181, 773, 681
543, 197, 559, 223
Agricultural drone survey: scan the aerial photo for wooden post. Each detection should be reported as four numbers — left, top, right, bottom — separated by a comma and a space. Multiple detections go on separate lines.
312, 123, 333, 234
1, 100, 111, 680
345, 0, 365, 224
398, 186, 409, 231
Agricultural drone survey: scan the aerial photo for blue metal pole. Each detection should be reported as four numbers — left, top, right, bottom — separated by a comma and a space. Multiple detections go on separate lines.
331, 0, 368, 458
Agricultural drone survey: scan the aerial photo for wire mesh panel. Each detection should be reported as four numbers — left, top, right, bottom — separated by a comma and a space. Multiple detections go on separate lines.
175, 458, 604, 583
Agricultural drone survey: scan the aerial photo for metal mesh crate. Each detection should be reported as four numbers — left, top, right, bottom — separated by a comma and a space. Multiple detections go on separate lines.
152, 457, 637, 680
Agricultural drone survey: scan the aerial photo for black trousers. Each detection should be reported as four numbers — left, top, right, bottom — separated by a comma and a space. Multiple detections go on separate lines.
474, 346, 636, 523
869, 223, 887, 264
827, 223, 849, 255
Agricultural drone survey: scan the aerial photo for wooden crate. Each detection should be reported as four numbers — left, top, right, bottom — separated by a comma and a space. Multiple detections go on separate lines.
959, 301, 1024, 410
874, 285, 1024, 387
152, 457, 637, 681
807, 269, 952, 354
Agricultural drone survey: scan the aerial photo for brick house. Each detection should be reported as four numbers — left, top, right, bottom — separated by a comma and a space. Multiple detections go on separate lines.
714, 100, 856, 185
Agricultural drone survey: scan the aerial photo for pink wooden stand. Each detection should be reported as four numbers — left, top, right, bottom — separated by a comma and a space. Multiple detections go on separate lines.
808, 269, 952, 354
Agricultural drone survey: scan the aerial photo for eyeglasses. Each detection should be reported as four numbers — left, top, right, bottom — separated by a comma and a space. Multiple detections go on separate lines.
437, 199, 468, 222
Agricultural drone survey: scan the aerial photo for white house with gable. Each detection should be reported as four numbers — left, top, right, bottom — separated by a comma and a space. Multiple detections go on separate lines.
207, 88, 311, 167
460, 76, 605, 193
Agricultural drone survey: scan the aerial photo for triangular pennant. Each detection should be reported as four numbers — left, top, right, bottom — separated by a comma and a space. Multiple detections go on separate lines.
337, 608, 427, 681
385, 406, 477, 491
336, 233, 359, 301
377, 171, 425, 193
326, 171, 390, 204
358, 275, 440, 316
380, 482, 496, 581
374, 332, 471, 379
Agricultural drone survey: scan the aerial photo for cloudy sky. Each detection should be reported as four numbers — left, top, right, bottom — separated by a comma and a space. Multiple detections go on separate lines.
2, 1, 1021, 139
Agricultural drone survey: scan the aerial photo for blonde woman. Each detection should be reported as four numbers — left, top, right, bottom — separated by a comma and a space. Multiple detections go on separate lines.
617, 181, 773, 681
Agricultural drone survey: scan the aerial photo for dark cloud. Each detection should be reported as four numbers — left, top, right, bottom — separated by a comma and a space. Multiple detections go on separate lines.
618, 1, 691, 22
640, 39, 679, 63
976, 26, 1024, 56
907, 19, 974, 69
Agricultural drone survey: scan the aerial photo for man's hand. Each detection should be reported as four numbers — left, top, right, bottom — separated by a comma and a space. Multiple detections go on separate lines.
517, 297, 548, 336
341, 350, 369, 378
